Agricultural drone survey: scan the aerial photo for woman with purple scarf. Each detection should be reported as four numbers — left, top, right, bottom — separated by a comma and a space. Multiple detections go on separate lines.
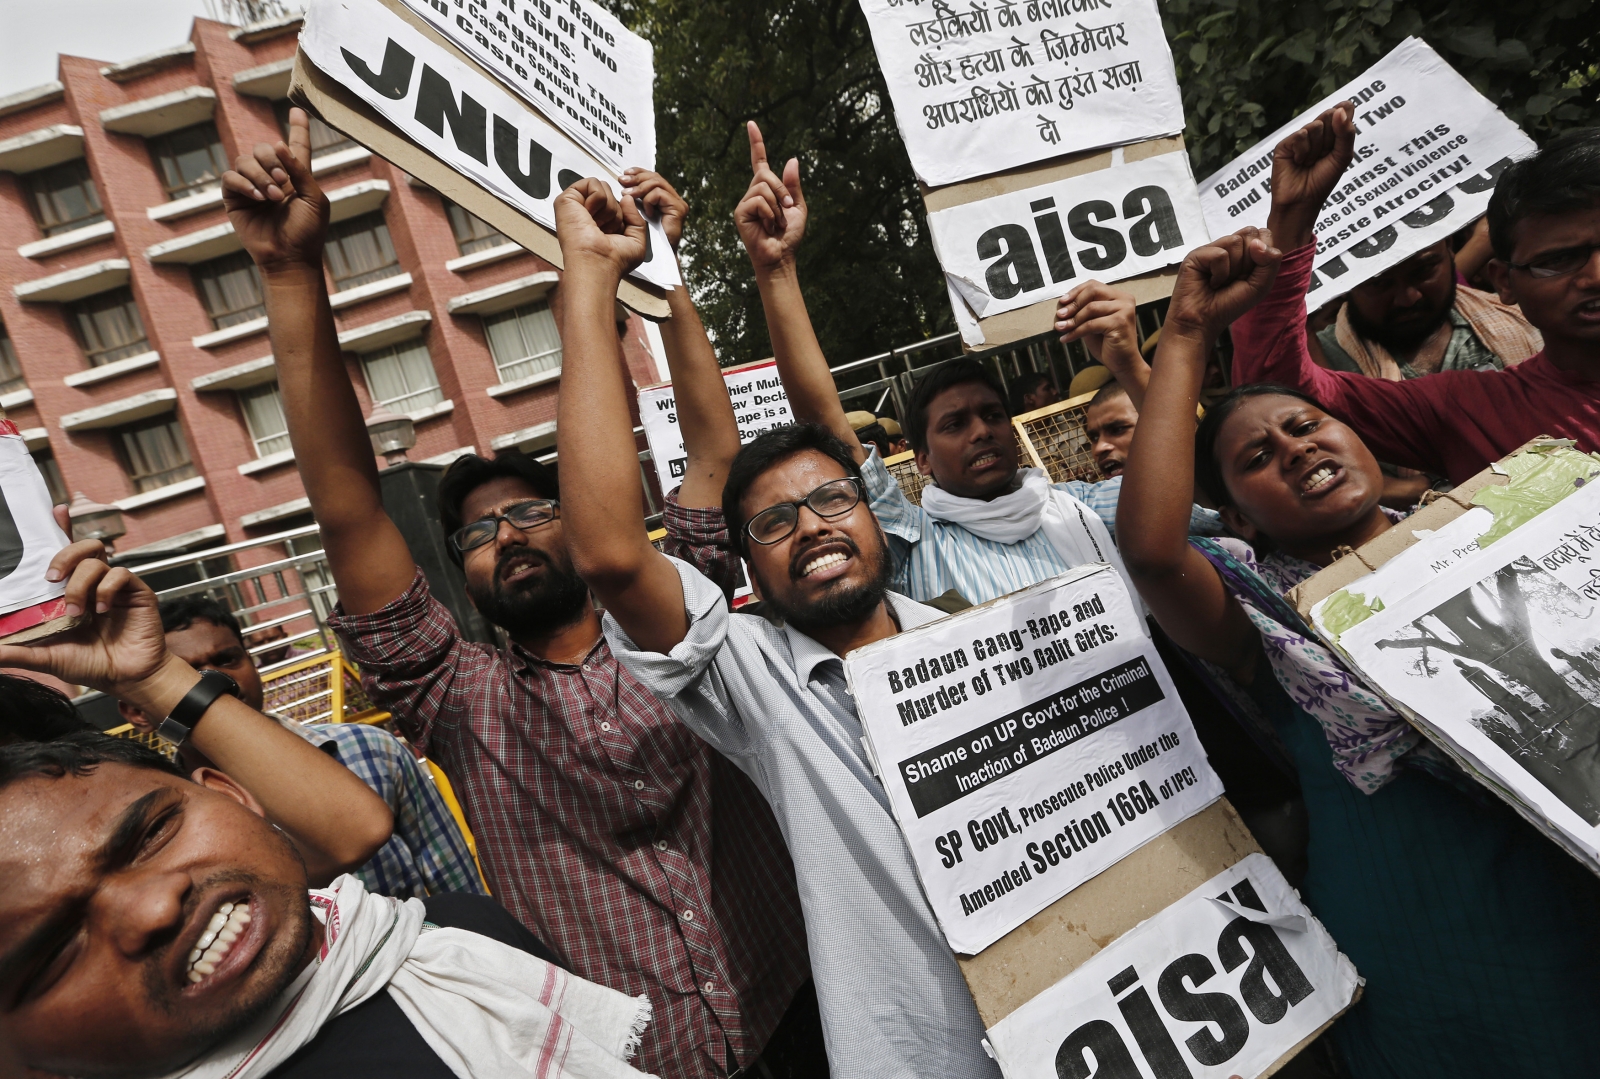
1112, 225, 1600, 1078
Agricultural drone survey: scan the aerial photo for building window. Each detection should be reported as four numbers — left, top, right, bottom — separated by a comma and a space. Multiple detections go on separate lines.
192, 251, 266, 329
443, 198, 508, 256
483, 301, 562, 384
67, 287, 150, 367
325, 212, 402, 292
26, 159, 104, 236
149, 121, 228, 201
31, 450, 67, 505
361, 340, 444, 415
238, 382, 291, 458
114, 414, 198, 493
273, 99, 356, 158
0, 320, 24, 395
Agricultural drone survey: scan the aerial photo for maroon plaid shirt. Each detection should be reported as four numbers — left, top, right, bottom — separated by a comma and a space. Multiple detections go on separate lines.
328, 497, 809, 1078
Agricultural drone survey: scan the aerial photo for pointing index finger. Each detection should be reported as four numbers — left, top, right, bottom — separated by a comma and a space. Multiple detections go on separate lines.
748, 120, 769, 173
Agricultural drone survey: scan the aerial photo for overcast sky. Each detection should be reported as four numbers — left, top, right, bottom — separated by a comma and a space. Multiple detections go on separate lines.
0, 1, 298, 97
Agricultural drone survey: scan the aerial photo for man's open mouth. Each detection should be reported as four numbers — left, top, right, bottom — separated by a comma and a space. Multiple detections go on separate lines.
967, 451, 1002, 470
186, 898, 253, 985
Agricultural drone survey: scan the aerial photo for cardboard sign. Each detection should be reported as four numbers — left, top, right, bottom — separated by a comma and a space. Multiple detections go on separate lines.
929, 149, 1206, 321
984, 853, 1361, 1079
636, 359, 793, 495
846, 564, 1223, 953
392, 0, 655, 175
860, 0, 1184, 188
1325, 473, 1600, 875
1198, 37, 1536, 309
300, 0, 679, 291
0, 422, 72, 642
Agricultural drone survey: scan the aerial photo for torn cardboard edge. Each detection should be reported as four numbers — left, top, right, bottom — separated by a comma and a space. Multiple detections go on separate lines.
958, 798, 1355, 1077
924, 137, 1187, 350
288, 0, 670, 320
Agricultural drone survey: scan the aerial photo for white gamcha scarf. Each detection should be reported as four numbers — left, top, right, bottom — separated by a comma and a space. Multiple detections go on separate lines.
920, 467, 1145, 620
165, 876, 655, 1079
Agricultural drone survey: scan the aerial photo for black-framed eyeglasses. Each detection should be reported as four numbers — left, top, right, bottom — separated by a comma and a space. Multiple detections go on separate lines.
1507, 242, 1600, 279
451, 499, 558, 553
744, 477, 863, 547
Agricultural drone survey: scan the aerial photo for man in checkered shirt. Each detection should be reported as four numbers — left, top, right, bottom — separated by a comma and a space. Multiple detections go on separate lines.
230, 117, 812, 1079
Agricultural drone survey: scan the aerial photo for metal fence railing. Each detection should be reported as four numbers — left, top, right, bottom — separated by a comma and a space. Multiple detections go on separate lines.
130, 523, 337, 675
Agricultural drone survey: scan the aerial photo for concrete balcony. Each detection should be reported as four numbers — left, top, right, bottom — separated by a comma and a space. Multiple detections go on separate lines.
14, 258, 130, 303
100, 86, 216, 138
0, 124, 84, 173
18, 220, 115, 259
60, 387, 177, 432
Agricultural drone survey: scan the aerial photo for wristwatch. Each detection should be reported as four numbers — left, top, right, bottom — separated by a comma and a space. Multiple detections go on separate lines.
156, 669, 242, 746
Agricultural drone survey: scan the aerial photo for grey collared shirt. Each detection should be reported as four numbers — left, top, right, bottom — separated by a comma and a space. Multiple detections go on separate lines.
605, 557, 1000, 1079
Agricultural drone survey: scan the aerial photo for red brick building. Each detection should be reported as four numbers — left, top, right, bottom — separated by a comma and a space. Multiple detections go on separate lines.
0, 11, 663, 562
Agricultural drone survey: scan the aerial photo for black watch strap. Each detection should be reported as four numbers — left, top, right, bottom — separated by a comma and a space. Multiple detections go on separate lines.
157, 669, 241, 746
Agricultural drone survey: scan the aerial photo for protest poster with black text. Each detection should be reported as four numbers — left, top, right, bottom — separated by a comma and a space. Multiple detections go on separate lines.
845, 564, 1222, 954
1334, 477, 1600, 875
299, 0, 679, 289
0, 422, 72, 642
1198, 37, 1536, 310
928, 150, 1207, 322
636, 360, 794, 496
860, 0, 1185, 188
391, 0, 655, 175
983, 853, 1360, 1079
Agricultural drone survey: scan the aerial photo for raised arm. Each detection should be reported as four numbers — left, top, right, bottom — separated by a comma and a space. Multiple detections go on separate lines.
556, 180, 691, 654
1118, 231, 1282, 681
0, 540, 391, 885
621, 168, 741, 506
1055, 281, 1149, 409
223, 108, 416, 616
735, 123, 865, 463
1232, 103, 1451, 475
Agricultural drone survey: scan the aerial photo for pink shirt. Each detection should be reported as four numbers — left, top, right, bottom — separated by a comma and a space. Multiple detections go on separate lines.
1230, 242, 1600, 484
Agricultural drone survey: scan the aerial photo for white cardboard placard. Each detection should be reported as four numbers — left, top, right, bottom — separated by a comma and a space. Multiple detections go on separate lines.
301, 0, 679, 289
861, 0, 1185, 188
1335, 478, 1600, 874
392, 0, 655, 174
636, 360, 793, 496
1198, 37, 1536, 310
928, 150, 1206, 320
0, 425, 69, 619
845, 564, 1223, 954
983, 853, 1361, 1079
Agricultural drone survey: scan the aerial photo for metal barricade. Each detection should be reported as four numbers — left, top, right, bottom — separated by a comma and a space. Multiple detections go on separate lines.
1012, 390, 1101, 484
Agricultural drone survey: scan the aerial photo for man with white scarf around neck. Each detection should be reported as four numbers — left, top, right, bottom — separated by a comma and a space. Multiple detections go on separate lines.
737, 122, 1219, 607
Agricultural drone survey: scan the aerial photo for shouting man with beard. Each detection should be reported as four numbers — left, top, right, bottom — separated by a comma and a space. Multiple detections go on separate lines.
553, 173, 998, 1077
223, 111, 812, 1079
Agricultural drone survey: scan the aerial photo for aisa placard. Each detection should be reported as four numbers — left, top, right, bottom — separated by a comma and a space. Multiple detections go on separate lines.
984, 853, 1360, 1079
845, 564, 1222, 954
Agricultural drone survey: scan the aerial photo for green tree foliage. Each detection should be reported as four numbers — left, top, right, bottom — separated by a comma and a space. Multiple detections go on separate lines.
601, 0, 951, 368
1163, 0, 1600, 180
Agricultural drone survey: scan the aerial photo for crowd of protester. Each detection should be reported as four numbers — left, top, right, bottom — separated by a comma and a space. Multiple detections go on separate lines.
1, 98, 1598, 1079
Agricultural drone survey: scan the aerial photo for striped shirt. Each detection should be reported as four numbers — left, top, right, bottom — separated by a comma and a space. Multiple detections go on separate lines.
294, 721, 485, 898
862, 451, 1223, 605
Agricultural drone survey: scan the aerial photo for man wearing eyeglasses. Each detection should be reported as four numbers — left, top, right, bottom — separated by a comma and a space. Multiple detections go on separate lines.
552, 170, 999, 1076
1229, 104, 1600, 485
221, 111, 812, 1079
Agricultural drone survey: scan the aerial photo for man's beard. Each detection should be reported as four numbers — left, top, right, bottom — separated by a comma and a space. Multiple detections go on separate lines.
1349, 278, 1456, 353
755, 530, 893, 637
468, 546, 592, 638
